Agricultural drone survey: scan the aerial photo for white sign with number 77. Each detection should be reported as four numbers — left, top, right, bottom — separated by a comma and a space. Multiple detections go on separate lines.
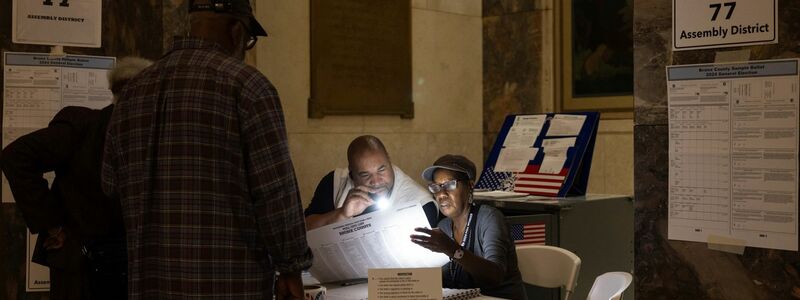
673, 0, 777, 51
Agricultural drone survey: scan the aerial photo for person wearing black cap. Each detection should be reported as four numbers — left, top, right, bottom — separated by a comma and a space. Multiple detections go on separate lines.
411, 155, 525, 299
101, 0, 312, 299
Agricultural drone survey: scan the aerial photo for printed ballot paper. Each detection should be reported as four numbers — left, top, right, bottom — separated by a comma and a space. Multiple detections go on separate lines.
307, 203, 449, 283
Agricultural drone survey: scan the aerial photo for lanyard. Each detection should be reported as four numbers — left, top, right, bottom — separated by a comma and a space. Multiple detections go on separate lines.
449, 205, 475, 280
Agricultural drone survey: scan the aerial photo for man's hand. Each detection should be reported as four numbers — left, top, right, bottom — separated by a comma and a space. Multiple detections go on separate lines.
43, 226, 65, 250
340, 186, 374, 218
275, 271, 304, 300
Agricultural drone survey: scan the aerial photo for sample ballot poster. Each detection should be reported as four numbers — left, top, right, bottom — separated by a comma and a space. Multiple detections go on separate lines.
667, 59, 799, 251
2, 52, 114, 291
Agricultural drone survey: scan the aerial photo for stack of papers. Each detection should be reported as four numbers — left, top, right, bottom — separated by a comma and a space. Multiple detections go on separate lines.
474, 190, 529, 199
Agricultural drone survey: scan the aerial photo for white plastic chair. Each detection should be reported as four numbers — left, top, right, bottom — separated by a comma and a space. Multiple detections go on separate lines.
516, 245, 581, 300
586, 272, 633, 300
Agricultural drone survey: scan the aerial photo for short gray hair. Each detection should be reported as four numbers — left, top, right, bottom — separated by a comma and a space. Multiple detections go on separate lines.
108, 57, 153, 96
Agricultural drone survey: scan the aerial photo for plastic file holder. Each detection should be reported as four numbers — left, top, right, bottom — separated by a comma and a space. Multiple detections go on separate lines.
476, 112, 599, 197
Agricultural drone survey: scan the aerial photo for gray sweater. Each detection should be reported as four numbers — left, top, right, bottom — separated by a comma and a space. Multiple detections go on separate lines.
438, 204, 525, 299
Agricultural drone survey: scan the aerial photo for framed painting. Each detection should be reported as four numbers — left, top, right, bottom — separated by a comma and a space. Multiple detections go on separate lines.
560, 0, 633, 118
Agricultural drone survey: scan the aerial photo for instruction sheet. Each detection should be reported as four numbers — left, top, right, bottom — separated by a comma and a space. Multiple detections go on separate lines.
667, 59, 798, 251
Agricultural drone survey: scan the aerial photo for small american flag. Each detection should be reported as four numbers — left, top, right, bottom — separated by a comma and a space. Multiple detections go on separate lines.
476, 166, 566, 197
475, 166, 514, 190
512, 165, 566, 196
510, 223, 547, 245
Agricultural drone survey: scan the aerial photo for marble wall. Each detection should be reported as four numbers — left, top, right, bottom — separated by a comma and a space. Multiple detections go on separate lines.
0, 1, 167, 298
482, 0, 543, 161
634, 0, 800, 299
482, 0, 634, 196
257, 0, 484, 204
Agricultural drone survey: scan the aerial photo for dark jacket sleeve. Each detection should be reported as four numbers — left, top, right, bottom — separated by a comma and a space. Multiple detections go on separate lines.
304, 170, 335, 217
239, 76, 312, 273
423, 201, 441, 228
0, 107, 88, 233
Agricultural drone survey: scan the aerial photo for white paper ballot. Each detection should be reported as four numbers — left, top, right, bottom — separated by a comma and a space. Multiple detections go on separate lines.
540, 148, 569, 174
546, 114, 587, 136
368, 267, 441, 300
541, 137, 577, 149
495, 147, 539, 172
306, 203, 449, 283
503, 115, 545, 147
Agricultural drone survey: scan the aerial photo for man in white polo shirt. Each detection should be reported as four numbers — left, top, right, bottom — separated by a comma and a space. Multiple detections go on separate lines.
304, 135, 438, 230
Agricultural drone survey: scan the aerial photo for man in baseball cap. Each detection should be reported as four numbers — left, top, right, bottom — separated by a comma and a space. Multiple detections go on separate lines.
102, 0, 311, 299
189, 0, 268, 36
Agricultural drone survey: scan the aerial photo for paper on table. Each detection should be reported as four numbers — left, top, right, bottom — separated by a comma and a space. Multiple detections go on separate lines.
306, 203, 449, 283
495, 147, 538, 172
546, 114, 586, 136
474, 190, 530, 199
326, 284, 368, 300
541, 137, 576, 149
301, 271, 320, 285
369, 267, 441, 300
540, 148, 569, 174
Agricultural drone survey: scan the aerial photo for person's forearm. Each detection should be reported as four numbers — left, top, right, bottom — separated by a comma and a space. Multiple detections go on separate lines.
305, 208, 348, 230
454, 251, 505, 286
1, 140, 65, 233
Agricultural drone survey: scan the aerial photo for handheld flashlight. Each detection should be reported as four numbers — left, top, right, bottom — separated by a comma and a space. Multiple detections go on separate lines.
370, 192, 390, 210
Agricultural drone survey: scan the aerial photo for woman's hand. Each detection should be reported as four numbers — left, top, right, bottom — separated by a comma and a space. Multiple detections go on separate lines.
410, 227, 459, 256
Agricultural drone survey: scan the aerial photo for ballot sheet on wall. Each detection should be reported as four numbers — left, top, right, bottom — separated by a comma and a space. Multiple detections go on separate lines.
306, 203, 449, 283
2, 52, 114, 204
12, 0, 102, 47
667, 59, 799, 251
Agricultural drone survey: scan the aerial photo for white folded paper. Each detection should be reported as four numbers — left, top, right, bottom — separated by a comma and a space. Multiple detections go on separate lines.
307, 203, 449, 283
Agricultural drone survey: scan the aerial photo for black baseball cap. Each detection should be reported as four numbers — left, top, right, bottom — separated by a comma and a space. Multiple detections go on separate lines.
189, 0, 268, 36
422, 154, 477, 181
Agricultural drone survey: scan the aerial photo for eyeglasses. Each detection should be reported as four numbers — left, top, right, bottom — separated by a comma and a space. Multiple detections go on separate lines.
245, 34, 257, 50
237, 19, 258, 50
427, 179, 458, 194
